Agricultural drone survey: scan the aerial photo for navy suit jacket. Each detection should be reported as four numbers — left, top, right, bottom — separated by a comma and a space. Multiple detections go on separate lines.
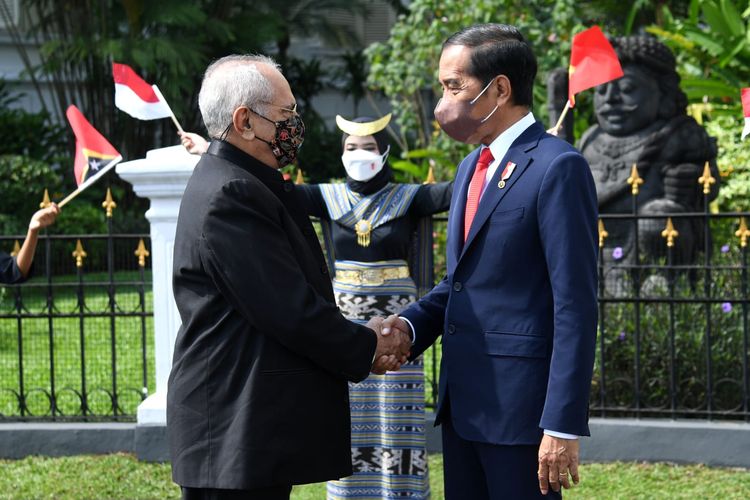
401, 121, 598, 445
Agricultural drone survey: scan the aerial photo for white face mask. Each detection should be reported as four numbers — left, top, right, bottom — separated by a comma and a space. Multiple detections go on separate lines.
341, 145, 390, 182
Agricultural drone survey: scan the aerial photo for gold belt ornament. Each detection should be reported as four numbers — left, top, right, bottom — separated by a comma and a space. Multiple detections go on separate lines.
335, 266, 410, 285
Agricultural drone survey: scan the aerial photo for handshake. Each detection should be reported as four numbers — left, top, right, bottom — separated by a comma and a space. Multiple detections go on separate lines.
366, 315, 413, 375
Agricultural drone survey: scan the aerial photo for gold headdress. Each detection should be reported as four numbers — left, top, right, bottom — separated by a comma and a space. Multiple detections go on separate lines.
335, 113, 392, 137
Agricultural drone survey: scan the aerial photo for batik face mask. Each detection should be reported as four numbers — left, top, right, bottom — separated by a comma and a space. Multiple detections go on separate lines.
252, 110, 305, 167
434, 77, 499, 143
341, 145, 390, 181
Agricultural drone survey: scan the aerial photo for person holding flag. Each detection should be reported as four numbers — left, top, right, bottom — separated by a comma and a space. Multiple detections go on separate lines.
0, 204, 61, 284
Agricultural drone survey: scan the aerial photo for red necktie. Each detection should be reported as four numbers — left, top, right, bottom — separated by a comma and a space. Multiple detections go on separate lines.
464, 148, 494, 241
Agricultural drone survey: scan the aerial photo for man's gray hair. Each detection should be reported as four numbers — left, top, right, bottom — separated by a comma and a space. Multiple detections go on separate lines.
198, 54, 281, 138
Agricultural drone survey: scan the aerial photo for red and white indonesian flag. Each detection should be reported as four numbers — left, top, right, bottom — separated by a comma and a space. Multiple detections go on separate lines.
742, 87, 750, 140
113, 62, 173, 120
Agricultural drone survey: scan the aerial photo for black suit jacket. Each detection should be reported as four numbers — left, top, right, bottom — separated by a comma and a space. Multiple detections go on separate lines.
168, 141, 377, 490
0, 252, 24, 284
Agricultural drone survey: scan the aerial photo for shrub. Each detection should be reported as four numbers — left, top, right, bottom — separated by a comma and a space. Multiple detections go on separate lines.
0, 155, 62, 234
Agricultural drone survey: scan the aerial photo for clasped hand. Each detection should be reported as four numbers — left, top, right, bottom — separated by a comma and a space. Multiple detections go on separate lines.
366, 315, 412, 375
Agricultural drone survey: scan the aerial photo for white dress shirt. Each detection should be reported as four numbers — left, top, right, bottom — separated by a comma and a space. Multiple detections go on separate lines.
476, 111, 536, 202
402, 112, 578, 440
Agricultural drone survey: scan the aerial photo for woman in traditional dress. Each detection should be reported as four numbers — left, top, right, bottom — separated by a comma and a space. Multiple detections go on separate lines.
295, 114, 452, 500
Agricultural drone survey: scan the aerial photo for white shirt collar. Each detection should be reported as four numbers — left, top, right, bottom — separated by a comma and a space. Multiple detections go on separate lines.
484, 111, 536, 162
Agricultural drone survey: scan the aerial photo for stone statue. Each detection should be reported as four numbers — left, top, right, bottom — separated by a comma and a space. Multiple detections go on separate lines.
550, 36, 719, 294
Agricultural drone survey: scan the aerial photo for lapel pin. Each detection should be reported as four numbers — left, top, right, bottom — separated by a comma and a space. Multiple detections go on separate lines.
498, 161, 516, 189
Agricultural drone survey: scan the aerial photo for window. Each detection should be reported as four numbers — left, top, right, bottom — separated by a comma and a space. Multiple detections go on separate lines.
0, 0, 20, 28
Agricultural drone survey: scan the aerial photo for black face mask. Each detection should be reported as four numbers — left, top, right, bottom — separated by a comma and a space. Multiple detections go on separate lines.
251, 109, 305, 167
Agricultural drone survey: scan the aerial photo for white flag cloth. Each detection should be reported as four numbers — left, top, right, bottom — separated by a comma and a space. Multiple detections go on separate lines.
742, 88, 750, 140
113, 62, 173, 120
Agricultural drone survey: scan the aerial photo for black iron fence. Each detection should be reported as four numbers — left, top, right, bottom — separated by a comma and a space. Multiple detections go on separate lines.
0, 193, 152, 422
422, 183, 750, 422
2, 179, 749, 423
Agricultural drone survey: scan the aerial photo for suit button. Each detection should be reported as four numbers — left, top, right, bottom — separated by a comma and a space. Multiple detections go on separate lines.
453, 281, 462, 292
447, 324, 456, 335
321, 265, 329, 275
283, 182, 293, 192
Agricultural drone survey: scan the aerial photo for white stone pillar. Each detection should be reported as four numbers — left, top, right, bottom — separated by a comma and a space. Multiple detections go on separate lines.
116, 145, 199, 425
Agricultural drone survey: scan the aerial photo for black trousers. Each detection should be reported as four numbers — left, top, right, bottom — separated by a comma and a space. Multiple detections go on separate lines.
442, 417, 562, 500
181, 485, 292, 500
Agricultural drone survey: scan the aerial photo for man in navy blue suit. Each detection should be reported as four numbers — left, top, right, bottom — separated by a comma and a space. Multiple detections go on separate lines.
383, 24, 598, 498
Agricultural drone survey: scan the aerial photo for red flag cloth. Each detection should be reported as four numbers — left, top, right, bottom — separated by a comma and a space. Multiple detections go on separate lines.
112, 62, 172, 120
742, 88, 750, 140
65, 105, 121, 186
568, 26, 624, 107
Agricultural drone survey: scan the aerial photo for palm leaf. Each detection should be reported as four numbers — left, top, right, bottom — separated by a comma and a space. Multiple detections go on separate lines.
702, 0, 733, 39
720, 0, 746, 38
681, 78, 738, 99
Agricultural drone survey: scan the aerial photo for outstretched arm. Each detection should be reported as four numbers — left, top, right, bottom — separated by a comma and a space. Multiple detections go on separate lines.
200, 180, 414, 381
15, 204, 61, 278
410, 181, 454, 216
384, 274, 451, 359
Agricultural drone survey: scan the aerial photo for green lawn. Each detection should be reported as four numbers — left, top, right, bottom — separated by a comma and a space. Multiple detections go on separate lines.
0, 454, 749, 499
0, 272, 154, 419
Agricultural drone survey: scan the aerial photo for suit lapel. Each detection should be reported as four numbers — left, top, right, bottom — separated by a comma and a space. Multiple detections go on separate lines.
449, 148, 480, 263
459, 122, 545, 261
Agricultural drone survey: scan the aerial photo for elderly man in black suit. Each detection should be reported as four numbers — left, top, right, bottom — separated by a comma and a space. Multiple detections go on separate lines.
168, 54, 411, 500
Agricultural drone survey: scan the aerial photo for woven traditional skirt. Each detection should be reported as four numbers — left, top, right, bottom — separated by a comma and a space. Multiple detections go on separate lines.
327, 260, 430, 499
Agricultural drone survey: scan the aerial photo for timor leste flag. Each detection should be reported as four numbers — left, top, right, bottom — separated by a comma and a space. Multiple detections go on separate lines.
65, 105, 122, 186
568, 26, 624, 107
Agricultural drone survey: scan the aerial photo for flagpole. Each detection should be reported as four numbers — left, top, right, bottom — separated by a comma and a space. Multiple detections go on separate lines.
169, 113, 185, 134
548, 100, 572, 136
152, 85, 184, 134
58, 156, 123, 208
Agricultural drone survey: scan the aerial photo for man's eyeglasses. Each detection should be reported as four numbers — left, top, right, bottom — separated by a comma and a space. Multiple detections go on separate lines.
260, 101, 298, 116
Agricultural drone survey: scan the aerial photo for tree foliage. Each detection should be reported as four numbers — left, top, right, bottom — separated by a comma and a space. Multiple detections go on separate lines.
648, 0, 750, 101
648, 0, 750, 210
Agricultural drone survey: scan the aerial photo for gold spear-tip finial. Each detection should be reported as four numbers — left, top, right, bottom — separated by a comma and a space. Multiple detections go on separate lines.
736, 217, 750, 248
102, 188, 117, 218
598, 219, 609, 248
698, 161, 716, 195
423, 161, 437, 185
627, 164, 644, 196
134, 238, 150, 267
10, 240, 21, 257
72, 239, 87, 268
661, 217, 679, 248
40, 189, 52, 209
295, 169, 305, 185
